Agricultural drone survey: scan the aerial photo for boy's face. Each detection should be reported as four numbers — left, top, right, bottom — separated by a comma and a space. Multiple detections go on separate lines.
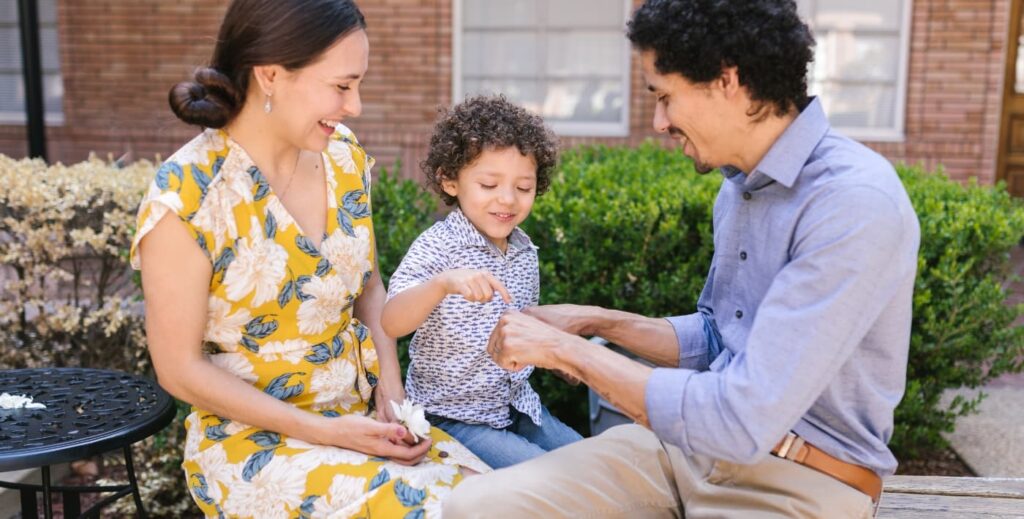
442, 146, 538, 252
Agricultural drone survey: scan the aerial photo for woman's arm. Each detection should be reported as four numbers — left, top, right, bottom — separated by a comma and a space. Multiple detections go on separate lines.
140, 214, 430, 463
354, 254, 405, 423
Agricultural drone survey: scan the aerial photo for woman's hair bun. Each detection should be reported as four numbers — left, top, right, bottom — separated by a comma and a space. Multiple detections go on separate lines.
168, 67, 241, 128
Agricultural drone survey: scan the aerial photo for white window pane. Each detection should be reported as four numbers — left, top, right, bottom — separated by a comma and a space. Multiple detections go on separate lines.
0, 73, 24, 113
811, 33, 899, 82
0, 3, 16, 23
44, 72, 62, 113
41, 27, 60, 71
463, 0, 538, 28
815, 0, 903, 32
38, 0, 58, 25
463, 31, 539, 78
463, 78, 545, 111
547, 31, 625, 77
0, 27, 20, 70
543, 79, 625, 123
812, 82, 896, 129
547, 0, 624, 27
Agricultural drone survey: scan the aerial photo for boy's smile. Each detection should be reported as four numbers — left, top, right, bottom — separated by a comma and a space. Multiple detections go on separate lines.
442, 146, 538, 253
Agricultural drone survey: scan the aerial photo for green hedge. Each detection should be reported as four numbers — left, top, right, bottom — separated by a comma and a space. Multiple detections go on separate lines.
372, 142, 1024, 459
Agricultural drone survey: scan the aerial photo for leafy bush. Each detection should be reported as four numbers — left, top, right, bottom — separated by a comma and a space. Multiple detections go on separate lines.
895, 165, 1024, 456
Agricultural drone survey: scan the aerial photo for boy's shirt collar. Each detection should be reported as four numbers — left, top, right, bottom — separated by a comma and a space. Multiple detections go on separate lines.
444, 207, 536, 256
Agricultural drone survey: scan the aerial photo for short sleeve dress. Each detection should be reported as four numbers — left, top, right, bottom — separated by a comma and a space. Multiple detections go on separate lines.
130, 126, 489, 519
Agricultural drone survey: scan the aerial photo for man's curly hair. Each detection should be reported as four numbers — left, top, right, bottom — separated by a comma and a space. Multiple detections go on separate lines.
627, 0, 815, 117
422, 95, 558, 206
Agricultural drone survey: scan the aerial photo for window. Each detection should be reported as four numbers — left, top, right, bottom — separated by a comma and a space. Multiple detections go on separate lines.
0, 0, 64, 124
797, 0, 912, 141
453, 0, 631, 137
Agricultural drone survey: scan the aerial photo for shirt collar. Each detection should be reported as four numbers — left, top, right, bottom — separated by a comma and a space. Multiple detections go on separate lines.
444, 207, 534, 256
720, 97, 830, 190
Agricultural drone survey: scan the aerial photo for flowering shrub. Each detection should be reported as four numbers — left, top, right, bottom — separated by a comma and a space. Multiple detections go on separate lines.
0, 154, 191, 516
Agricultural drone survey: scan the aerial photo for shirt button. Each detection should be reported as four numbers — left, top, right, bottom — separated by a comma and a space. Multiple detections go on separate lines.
735, 310, 743, 319
739, 251, 747, 261
742, 192, 752, 200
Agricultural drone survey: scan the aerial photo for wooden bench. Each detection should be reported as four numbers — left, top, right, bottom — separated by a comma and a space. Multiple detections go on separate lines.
880, 476, 1024, 517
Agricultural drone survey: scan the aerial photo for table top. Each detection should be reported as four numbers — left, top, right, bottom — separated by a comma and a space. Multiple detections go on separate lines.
0, 367, 177, 472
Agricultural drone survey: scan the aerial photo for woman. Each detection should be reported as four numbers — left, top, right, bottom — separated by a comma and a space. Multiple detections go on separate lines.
131, 1, 488, 517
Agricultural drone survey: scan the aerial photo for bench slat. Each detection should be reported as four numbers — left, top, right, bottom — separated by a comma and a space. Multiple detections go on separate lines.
879, 493, 1024, 517
884, 476, 1024, 499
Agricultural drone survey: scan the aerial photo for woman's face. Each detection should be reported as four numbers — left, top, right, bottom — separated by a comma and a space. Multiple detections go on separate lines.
270, 29, 369, 152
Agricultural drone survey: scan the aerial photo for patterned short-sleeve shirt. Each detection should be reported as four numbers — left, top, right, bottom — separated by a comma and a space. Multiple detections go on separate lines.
387, 208, 543, 428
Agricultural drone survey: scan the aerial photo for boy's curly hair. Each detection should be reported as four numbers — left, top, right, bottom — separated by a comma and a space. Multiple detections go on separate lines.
627, 0, 815, 117
422, 95, 559, 206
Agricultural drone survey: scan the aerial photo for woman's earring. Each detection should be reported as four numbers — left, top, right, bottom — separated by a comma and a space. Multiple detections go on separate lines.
264, 94, 272, 114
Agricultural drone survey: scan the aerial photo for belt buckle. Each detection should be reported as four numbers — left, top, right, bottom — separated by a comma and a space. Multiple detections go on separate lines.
776, 432, 806, 461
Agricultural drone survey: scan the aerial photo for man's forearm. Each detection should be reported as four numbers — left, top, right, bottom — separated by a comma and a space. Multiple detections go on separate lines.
586, 308, 680, 367
556, 336, 654, 427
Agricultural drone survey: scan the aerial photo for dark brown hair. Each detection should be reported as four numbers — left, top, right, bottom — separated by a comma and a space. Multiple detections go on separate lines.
169, 0, 366, 128
422, 95, 559, 207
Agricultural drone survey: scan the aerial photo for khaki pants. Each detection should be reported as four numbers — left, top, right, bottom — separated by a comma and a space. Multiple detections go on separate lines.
444, 424, 874, 518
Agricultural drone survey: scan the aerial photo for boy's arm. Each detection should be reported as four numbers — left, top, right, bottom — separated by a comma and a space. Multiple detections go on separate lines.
381, 277, 449, 338
382, 269, 512, 338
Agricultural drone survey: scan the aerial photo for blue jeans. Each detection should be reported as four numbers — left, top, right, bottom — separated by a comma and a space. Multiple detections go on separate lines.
431, 406, 583, 469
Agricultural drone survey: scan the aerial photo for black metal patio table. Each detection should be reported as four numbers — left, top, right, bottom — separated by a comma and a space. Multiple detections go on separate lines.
0, 367, 176, 518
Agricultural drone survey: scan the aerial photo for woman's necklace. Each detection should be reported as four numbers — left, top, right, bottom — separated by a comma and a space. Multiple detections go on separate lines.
276, 152, 302, 200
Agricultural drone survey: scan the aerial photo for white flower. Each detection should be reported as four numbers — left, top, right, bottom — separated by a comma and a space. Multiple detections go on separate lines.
435, 441, 492, 474
171, 129, 227, 166
390, 399, 431, 443
285, 437, 370, 466
422, 484, 452, 519
320, 227, 372, 285
310, 358, 359, 411
192, 443, 235, 502
221, 456, 309, 519
258, 339, 308, 364
309, 474, 369, 519
204, 297, 252, 348
183, 413, 204, 459
209, 352, 258, 384
223, 217, 289, 306
296, 274, 351, 335
264, 197, 297, 233
189, 163, 253, 253
0, 393, 45, 409
381, 462, 458, 490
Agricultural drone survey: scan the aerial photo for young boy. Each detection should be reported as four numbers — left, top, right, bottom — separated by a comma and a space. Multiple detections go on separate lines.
381, 95, 582, 469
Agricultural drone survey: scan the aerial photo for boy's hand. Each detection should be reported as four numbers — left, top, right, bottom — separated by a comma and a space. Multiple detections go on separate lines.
438, 269, 512, 304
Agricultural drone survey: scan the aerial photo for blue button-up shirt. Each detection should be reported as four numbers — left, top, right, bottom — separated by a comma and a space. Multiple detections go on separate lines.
645, 98, 920, 476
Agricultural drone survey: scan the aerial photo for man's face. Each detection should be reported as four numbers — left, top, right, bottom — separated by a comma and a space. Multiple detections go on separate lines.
640, 50, 726, 174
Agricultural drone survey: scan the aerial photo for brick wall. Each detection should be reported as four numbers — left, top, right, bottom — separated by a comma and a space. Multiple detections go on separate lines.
0, 0, 1010, 185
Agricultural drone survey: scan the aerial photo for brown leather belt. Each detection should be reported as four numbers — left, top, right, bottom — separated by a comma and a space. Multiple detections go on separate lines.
771, 433, 883, 503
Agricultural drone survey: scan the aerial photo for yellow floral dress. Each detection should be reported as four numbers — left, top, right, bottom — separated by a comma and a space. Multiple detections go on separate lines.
130, 127, 489, 519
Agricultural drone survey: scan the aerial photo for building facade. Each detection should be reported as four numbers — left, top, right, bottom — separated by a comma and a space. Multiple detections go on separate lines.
0, 0, 1015, 190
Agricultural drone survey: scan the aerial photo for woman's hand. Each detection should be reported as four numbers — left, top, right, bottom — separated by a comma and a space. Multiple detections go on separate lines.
322, 414, 432, 465
373, 379, 407, 423
438, 269, 512, 303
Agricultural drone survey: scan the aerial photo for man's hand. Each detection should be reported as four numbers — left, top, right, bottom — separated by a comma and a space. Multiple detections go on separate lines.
522, 304, 602, 336
487, 310, 581, 373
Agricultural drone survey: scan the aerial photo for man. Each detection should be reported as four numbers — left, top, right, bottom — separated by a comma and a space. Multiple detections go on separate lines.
443, 1, 920, 518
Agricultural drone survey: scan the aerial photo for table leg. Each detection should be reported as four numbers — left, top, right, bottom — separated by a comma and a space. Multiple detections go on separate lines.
63, 488, 82, 517
19, 487, 37, 518
124, 445, 147, 518
41, 465, 52, 519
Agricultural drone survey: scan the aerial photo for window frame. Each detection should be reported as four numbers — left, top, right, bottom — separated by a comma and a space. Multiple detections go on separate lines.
801, 0, 913, 142
0, 0, 64, 126
451, 0, 633, 137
